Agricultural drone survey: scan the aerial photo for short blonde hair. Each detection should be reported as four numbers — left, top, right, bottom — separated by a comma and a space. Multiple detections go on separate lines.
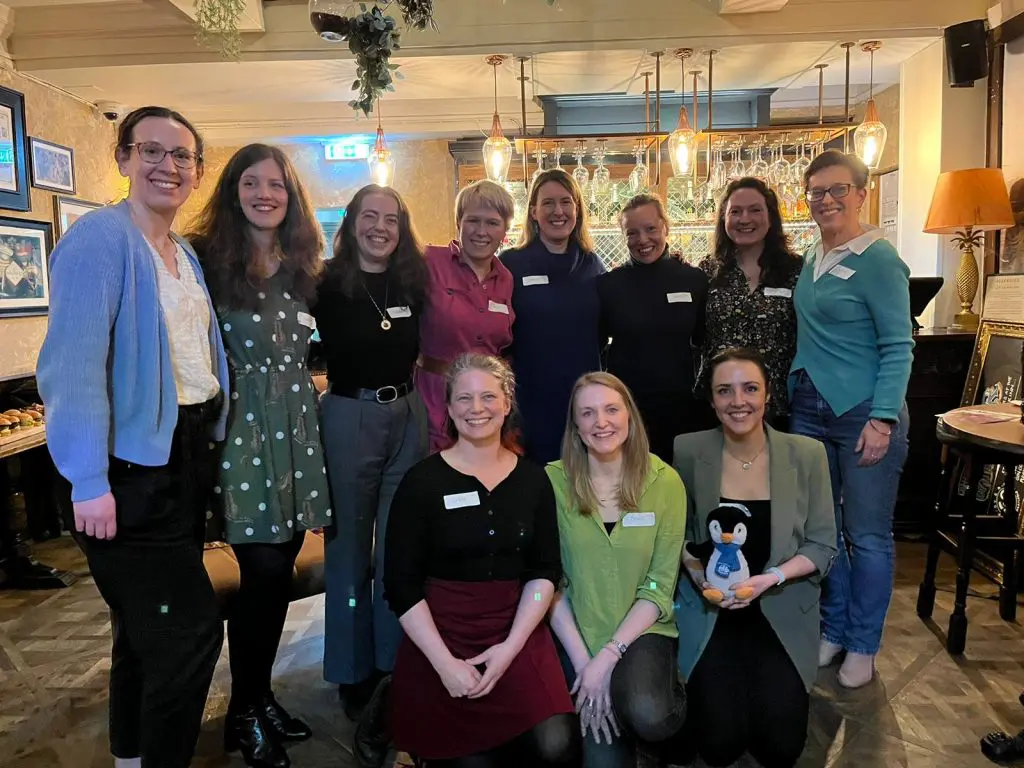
560, 372, 651, 516
455, 180, 516, 227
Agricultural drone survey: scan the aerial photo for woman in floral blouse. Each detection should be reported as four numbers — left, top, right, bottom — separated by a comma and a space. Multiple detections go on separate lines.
697, 177, 802, 429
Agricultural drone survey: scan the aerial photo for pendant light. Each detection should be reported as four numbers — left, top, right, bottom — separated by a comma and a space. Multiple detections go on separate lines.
854, 41, 887, 170
482, 55, 513, 183
368, 99, 395, 187
668, 48, 696, 178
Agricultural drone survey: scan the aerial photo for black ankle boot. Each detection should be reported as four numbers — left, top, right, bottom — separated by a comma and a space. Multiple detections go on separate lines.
225, 705, 291, 768
353, 675, 392, 768
260, 691, 312, 743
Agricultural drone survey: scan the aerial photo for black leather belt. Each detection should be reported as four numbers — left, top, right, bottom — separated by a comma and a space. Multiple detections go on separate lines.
330, 381, 412, 404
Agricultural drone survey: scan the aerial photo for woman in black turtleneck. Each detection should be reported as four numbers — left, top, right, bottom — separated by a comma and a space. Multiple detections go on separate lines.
597, 193, 709, 462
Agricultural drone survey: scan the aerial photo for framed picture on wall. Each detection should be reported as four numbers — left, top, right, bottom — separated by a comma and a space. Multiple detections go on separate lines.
0, 217, 52, 316
0, 87, 31, 212
54, 195, 102, 239
29, 138, 75, 194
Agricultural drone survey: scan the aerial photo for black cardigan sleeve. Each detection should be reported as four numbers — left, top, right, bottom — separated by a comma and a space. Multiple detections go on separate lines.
520, 466, 562, 586
382, 464, 431, 618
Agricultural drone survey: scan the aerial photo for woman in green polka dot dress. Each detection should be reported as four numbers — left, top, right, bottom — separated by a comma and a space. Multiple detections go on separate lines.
190, 143, 331, 768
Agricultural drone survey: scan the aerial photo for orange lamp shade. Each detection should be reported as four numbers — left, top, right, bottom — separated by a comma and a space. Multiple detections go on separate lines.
924, 168, 1015, 234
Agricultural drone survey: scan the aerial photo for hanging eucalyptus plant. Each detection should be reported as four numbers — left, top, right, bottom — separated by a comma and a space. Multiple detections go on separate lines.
194, 0, 249, 59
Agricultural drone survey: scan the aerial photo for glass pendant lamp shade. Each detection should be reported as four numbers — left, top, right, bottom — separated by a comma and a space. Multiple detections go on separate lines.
854, 98, 887, 170
309, 0, 360, 41
483, 114, 513, 183
668, 106, 696, 178
368, 126, 395, 187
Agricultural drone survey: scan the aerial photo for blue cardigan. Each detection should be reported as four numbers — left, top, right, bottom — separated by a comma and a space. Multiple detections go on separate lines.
37, 201, 230, 503
789, 237, 914, 421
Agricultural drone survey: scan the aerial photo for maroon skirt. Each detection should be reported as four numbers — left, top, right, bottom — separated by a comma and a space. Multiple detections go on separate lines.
390, 578, 573, 759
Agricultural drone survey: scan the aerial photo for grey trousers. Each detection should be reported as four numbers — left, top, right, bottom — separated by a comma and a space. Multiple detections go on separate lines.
321, 389, 427, 684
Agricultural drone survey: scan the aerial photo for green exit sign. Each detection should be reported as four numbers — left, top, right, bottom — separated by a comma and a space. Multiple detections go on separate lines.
324, 141, 370, 161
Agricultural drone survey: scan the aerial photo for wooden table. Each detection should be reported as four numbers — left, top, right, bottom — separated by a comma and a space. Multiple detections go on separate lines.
917, 402, 1024, 653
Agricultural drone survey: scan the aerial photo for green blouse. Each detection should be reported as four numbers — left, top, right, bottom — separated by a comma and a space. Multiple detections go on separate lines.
545, 455, 687, 656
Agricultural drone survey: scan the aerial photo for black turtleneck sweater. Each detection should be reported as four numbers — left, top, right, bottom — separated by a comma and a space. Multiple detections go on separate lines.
597, 252, 708, 397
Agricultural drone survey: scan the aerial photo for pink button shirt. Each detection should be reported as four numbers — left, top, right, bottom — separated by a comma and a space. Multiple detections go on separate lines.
417, 241, 515, 451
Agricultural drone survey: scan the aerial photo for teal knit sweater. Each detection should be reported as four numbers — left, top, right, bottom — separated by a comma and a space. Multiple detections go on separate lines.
789, 238, 914, 421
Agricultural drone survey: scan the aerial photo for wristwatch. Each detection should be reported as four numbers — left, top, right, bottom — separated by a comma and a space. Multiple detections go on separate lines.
608, 639, 629, 657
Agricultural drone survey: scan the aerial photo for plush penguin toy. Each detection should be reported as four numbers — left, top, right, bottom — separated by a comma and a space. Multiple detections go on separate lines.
685, 503, 754, 604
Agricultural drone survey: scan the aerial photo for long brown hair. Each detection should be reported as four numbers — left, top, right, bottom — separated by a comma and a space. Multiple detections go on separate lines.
323, 184, 427, 305
560, 372, 651, 516
516, 168, 596, 254
188, 143, 323, 310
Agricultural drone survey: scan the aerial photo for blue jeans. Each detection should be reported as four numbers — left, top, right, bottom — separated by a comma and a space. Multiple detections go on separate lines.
789, 372, 909, 655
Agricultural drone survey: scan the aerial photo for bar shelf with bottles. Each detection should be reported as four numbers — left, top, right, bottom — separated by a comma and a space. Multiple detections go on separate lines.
505, 125, 851, 268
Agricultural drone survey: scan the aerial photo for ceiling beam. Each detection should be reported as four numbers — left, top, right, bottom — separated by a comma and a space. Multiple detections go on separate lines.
712, 0, 790, 12
163, 0, 264, 31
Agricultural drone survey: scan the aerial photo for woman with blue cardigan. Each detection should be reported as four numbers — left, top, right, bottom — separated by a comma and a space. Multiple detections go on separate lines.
789, 150, 913, 689
37, 106, 230, 768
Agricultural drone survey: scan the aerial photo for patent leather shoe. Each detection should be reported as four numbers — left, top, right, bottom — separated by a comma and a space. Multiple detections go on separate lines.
261, 692, 312, 743
224, 705, 290, 768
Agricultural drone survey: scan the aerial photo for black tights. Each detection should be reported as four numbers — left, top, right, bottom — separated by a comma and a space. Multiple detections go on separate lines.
227, 531, 306, 707
426, 713, 578, 767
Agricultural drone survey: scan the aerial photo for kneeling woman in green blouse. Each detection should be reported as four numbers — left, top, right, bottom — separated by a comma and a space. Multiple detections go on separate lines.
546, 371, 687, 768
672, 348, 836, 768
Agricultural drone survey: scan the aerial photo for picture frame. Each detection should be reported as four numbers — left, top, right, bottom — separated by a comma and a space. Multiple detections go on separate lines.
0, 87, 30, 212
53, 195, 102, 239
29, 137, 75, 194
0, 216, 53, 317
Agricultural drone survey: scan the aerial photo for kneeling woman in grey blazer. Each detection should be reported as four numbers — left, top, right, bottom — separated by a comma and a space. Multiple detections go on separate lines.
671, 348, 836, 768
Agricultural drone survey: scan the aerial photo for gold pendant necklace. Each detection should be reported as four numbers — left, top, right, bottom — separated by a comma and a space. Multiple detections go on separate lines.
362, 274, 391, 331
726, 443, 766, 470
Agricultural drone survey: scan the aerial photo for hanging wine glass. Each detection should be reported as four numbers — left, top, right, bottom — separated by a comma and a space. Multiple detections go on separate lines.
552, 142, 564, 171
791, 138, 811, 185
571, 141, 590, 190
749, 138, 770, 180
592, 141, 611, 192
529, 146, 547, 189
628, 143, 649, 194
768, 138, 791, 188
710, 145, 727, 194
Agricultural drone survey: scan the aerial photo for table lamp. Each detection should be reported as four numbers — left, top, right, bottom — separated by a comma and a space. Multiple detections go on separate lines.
924, 168, 1014, 331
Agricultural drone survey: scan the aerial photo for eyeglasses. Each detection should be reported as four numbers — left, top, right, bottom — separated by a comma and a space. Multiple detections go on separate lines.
805, 184, 853, 203
125, 142, 201, 170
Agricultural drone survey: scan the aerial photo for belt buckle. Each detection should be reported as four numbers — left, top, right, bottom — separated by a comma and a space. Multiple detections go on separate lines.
375, 385, 399, 404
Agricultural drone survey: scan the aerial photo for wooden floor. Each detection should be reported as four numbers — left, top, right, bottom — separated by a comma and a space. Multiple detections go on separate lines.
2, 538, 1024, 767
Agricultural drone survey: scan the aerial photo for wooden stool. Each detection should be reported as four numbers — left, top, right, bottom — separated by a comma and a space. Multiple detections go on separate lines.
916, 403, 1024, 654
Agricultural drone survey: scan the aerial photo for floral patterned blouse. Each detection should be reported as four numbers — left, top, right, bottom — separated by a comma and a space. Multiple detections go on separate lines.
696, 257, 801, 424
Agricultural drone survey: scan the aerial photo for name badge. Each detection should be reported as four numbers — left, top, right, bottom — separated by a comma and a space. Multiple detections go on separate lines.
297, 311, 317, 330
621, 512, 656, 528
763, 287, 793, 298
443, 491, 480, 510
523, 275, 549, 286
830, 264, 856, 280
666, 292, 692, 304
487, 300, 510, 314
386, 306, 412, 319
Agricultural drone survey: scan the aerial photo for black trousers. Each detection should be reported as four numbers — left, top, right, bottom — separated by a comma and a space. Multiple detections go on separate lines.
72, 400, 223, 767
425, 713, 578, 767
228, 531, 306, 707
679, 611, 808, 768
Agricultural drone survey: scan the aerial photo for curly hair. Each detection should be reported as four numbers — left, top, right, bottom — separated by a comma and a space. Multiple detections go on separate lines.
187, 143, 323, 310
708, 177, 801, 289
322, 184, 427, 306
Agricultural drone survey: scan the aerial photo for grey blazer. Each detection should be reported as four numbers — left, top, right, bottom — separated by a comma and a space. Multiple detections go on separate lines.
672, 426, 837, 691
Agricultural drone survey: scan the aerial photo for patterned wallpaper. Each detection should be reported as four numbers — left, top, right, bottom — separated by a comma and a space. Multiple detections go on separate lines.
176, 138, 458, 249
0, 70, 120, 381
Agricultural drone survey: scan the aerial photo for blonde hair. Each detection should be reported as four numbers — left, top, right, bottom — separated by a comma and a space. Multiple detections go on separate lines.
455, 180, 516, 227
444, 353, 522, 453
516, 168, 596, 253
560, 372, 651, 516
618, 193, 670, 231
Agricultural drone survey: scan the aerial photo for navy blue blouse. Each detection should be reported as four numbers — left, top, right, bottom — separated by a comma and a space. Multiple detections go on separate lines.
501, 239, 605, 464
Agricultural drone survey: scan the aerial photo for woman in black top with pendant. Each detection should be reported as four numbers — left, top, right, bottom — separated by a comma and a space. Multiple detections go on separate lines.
598, 193, 709, 462
697, 178, 801, 429
313, 184, 429, 721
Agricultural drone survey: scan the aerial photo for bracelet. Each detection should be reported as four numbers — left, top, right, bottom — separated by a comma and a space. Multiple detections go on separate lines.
606, 639, 628, 658
868, 420, 892, 437
765, 566, 786, 586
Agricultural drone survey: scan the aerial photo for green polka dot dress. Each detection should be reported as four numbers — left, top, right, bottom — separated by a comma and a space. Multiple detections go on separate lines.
212, 273, 333, 544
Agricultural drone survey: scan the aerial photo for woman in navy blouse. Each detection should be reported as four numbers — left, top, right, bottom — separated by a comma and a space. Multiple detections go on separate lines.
502, 169, 604, 464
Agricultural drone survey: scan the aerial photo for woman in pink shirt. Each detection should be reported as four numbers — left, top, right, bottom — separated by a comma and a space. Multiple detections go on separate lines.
417, 180, 517, 452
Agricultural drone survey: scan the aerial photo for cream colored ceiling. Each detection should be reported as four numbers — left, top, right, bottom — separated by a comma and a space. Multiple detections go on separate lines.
5, 0, 988, 143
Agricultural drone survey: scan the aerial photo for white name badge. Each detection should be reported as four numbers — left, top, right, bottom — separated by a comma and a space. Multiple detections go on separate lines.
830, 264, 856, 280
386, 306, 412, 319
488, 300, 510, 314
444, 491, 480, 510
763, 287, 793, 298
666, 292, 692, 304
523, 275, 549, 286
297, 311, 317, 330
621, 512, 656, 528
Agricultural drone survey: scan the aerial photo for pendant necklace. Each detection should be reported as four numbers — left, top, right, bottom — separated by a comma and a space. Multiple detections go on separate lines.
726, 442, 766, 471
362, 274, 391, 331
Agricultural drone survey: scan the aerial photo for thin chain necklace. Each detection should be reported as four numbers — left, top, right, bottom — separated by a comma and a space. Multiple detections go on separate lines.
725, 441, 767, 471
361, 273, 391, 331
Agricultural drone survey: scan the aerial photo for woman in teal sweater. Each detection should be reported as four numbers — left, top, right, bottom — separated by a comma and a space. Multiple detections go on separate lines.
788, 150, 913, 689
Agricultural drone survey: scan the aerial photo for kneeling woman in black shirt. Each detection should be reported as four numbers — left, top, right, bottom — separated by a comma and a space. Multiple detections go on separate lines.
383, 353, 577, 767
